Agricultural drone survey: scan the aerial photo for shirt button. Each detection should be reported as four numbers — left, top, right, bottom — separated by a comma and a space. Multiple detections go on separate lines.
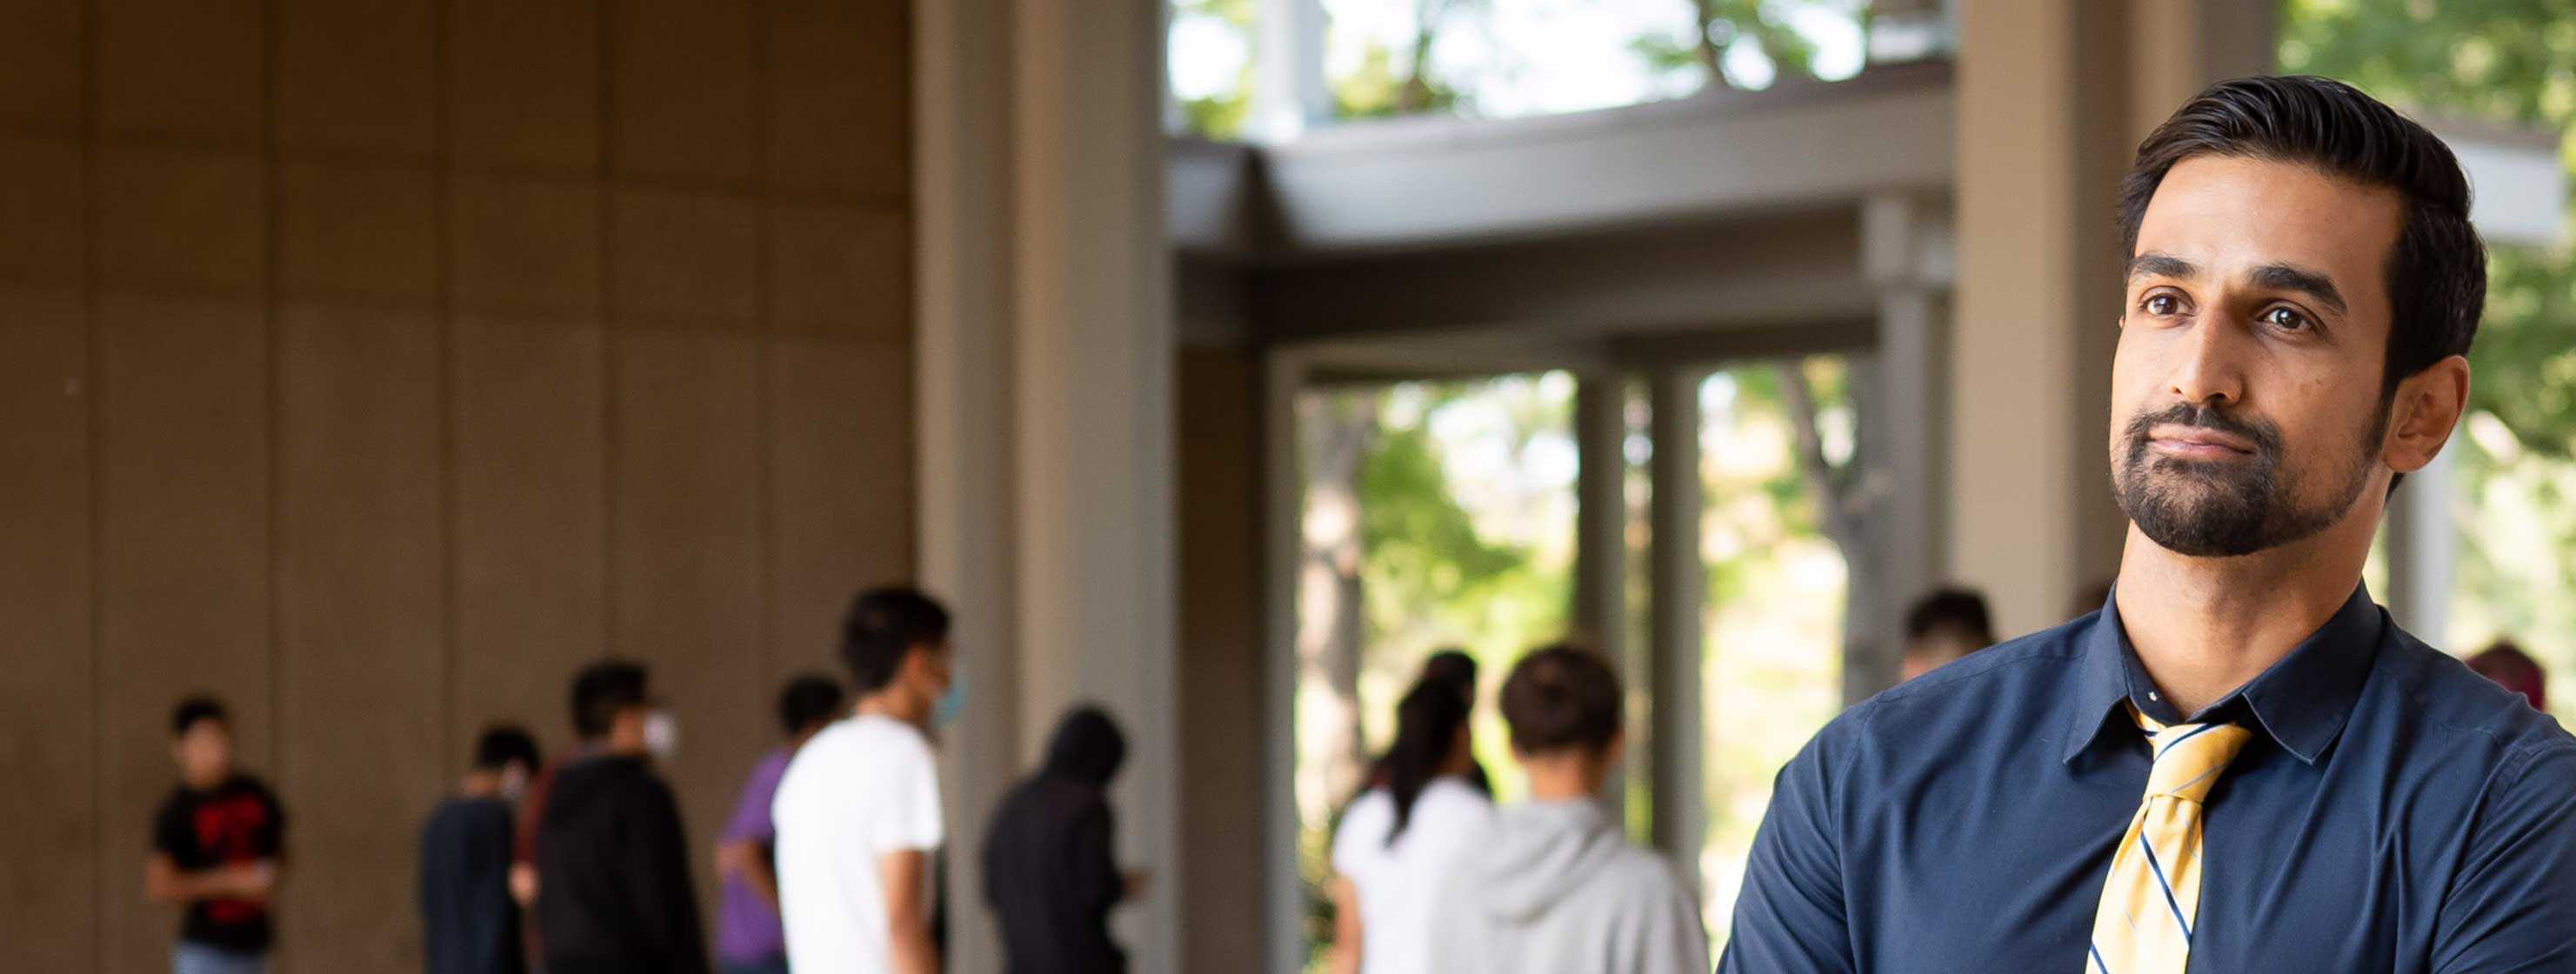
2148, 692, 2159, 701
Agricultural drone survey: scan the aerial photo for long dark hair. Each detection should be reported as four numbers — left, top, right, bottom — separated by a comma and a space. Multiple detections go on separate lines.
1385, 681, 1469, 846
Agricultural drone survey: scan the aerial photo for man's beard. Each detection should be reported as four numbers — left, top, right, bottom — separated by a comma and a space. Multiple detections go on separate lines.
2111, 400, 2386, 558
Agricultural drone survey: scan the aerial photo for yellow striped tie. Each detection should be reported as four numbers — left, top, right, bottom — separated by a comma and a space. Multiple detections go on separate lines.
2085, 704, 2252, 974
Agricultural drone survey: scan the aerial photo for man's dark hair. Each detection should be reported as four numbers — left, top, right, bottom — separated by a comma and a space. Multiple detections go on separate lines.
777, 673, 848, 737
1499, 644, 1622, 757
1905, 587, 1995, 646
840, 586, 952, 694
170, 696, 229, 737
570, 659, 651, 741
474, 724, 542, 773
2119, 75, 2485, 401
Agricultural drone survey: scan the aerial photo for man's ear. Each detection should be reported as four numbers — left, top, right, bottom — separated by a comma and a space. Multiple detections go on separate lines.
898, 644, 936, 686
2384, 355, 2470, 476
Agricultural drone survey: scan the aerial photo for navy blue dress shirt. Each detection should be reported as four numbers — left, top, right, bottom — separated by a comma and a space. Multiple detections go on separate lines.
1717, 585, 2576, 973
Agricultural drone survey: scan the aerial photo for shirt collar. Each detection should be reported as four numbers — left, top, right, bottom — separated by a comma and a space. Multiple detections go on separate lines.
2060, 582, 2383, 766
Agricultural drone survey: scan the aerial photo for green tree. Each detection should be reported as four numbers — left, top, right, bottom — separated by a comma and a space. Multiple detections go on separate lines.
1632, 0, 1825, 90
1331, 0, 1478, 118
1173, 0, 1258, 138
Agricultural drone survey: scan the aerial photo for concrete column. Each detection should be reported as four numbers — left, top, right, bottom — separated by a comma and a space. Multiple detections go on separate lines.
917, 1, 1180, 971
2127, 0, 2278, 137
1572, 374, 1629, 650
1573, 373, 1634, 814
1010, 2, 1181, 971
1647, 370, 1705, 889
914, 0, 1021, 969
1858, 194, 1946, 700
2384, 448, 2458, 640
1951, 0, 2272, 635
1261, 351, 1307, 974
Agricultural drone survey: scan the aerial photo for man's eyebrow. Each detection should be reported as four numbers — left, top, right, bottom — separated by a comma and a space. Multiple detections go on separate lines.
2127, 252, 2197, 280
2245, 263, 2348, 316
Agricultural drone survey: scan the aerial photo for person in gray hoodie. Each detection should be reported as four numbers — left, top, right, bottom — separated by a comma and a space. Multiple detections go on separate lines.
1425, 644, 1707, 974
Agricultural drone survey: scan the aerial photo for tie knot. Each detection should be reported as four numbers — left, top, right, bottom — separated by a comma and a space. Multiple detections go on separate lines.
2143, 720, 2253, 803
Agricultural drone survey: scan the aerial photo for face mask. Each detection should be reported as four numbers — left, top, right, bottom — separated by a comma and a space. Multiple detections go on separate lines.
933, 671, 968, 729
643, 710, 680, 761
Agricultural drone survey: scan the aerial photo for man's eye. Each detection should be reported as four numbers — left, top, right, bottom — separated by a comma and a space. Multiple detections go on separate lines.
2142, 295, 2180, 316
2260, 306, 2312, 331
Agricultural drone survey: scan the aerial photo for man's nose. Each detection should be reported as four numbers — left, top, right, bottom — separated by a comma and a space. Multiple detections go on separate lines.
2166, 317, 2248, 408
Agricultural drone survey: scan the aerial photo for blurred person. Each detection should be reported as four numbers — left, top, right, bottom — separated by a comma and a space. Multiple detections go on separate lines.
1899, 587, 1997, 681
981, 705, 1144, 974
2467, 639, 2548, 712
773, 587, 958, 974
1720, 77, 2576, 972
149, 696, 287, 974
532, 660, 704, 974
419, 725, 542, 974
1365, 650, 1492, 797
1425, 644, 1705, 974
1332, 681, 1493, 974
713, 674, 846, 974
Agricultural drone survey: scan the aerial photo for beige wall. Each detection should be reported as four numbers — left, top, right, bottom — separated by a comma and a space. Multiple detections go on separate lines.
0, 0, 914, 970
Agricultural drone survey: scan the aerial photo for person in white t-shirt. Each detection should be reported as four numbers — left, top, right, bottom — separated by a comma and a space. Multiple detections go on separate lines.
1329, 679, 1493, 974
772, 587, 959, 974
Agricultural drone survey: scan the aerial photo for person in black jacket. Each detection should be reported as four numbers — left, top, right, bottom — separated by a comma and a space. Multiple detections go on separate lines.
533, 660, 707, 974
981, 706, 1139, 974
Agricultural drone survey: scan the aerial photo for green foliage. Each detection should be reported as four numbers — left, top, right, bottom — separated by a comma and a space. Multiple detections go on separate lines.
1354, 379, 1570, 660
1171, 0, 1258, 138
1328, 0, 1480, 119
1360, 424, 1523, 587
1632, 0, 1825, 89
1183, 93, 1254, 139
1331, 38, 1465, 119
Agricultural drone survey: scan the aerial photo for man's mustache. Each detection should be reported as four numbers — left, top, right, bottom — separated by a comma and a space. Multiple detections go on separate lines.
2121, 402, 2281, 458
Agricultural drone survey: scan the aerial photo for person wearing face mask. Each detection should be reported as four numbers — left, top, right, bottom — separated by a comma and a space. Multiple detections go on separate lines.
531, 659, 708, 974
418, 725, 542, 974
773, 586, 958, 974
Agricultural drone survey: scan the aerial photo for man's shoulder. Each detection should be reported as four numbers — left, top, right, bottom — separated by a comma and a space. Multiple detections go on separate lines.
777, 718, 932, 811
2373, 627, 2576, 770
1821, 619, 2095, 751
791, 717, 931, 775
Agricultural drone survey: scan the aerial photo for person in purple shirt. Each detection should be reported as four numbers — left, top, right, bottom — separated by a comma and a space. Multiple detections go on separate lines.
715, 674, 847, 974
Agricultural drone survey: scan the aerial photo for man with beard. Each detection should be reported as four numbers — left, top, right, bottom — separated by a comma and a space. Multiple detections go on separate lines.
1718, 76, 2576, 973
